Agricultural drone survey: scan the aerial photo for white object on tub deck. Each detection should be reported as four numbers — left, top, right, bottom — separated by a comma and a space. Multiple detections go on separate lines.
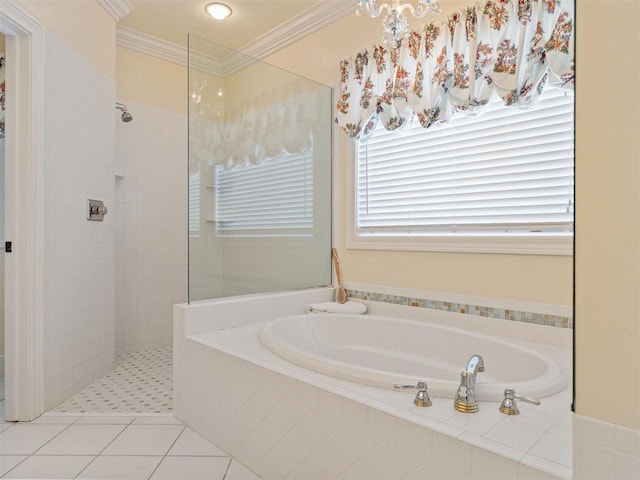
259, 313, 568, 402
306, 301, 367, 314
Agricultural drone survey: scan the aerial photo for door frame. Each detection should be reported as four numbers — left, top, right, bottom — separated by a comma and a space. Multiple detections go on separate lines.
0, 0, 45, 421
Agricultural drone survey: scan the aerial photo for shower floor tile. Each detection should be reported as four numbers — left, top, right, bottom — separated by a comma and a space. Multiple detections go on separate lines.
50, 345, 173, 414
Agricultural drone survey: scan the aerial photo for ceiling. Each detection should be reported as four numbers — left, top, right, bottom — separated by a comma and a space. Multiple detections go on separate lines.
119, 0, 330, 50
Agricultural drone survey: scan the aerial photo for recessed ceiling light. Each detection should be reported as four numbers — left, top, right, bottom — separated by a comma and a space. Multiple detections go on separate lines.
205, 2, 232, 20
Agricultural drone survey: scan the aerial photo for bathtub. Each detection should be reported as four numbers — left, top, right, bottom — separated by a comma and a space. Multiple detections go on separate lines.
259, 313, 568, 402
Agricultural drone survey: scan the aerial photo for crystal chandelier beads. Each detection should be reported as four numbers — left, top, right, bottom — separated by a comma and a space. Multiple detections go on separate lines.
356, 0, 441, 47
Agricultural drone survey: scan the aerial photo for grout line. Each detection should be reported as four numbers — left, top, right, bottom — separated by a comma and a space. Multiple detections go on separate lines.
73, 421, 133, 479
0, 455, 31, 479
2, 422, 75, 479
222, 456, 233, 480
146, 424, 187, 480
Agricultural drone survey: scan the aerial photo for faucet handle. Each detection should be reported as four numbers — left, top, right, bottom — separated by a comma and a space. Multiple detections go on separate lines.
499, 388, 541, 415
393, 381, 432, 407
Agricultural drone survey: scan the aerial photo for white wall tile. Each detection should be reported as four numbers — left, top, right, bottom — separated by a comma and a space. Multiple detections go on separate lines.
471, 447, 519, 479
574, 414, 616, 449
42, 32, 116, 409
574, 438, 616, 480
115, 102, 187, 352
616, 425, 640, 458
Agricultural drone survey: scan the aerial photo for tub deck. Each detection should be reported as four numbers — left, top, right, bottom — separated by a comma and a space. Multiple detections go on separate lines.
177, 321, 572, 479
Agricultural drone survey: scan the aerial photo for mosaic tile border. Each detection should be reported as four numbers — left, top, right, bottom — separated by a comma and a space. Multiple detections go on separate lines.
346, 289, 573, 329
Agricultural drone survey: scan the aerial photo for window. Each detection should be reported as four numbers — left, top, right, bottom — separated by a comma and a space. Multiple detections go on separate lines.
188, 170, 201, 237
215, 146, 314, 237
350, 87, 574, 255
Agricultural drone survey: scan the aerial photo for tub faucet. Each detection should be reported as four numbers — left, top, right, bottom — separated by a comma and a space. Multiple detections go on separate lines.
454, 354, 485, 413
465, 354, 485, 376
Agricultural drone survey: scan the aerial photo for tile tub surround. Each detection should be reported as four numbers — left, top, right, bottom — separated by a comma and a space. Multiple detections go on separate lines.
346, 283, 573, 329
174, 289, 573, 480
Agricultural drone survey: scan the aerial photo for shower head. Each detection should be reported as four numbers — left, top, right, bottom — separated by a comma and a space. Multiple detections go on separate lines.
115, 102, 133, 123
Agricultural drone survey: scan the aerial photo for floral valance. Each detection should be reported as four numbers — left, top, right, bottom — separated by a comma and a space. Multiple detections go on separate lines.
1, 53, 5, 139
335, 0, 575, 140
190, 80, 323, 169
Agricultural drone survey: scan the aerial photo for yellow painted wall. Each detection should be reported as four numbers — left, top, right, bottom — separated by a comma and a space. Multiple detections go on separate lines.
15, 0, 115, 79
574, 0, 640, 431
116, 47, 186, 114
266, 4, 573, 306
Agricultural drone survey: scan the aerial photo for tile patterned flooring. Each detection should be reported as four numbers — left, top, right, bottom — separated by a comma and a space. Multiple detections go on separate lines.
0, 349, 263, 479
0, 408, 260, 479
52, 345, 173, 414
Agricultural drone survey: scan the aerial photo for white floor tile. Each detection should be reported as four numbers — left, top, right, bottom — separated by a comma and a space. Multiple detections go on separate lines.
74, 416, 135, 425
132, 416, 183, 425
0, 457, 27, 477
29, 415, 79, 424
101, 425, 184, 456
225, 460, 262, 480
3, 455, 93, 479
77, 455, 162, 479
168, 428, 227, 456
151, 456, 230, 479
35, 425, 126, 456
0, 425, 67, 455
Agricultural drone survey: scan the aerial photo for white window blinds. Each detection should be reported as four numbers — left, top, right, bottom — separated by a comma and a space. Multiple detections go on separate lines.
215, 147, 314, 237
188, 170, 200, 237
356, 87, 574, 237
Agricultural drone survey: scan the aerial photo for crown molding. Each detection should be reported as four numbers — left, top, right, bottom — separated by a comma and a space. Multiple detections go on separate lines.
97, 0, 133, 22
116, 25, 225, 76
116, 0, 354, 75
238, 0, 354, 61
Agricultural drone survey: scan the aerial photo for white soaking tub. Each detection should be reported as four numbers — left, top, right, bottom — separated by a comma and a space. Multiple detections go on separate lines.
259, 313, 568, 401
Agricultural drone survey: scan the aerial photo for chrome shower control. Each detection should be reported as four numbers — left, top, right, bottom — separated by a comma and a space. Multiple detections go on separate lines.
393, 381, 432, 407
499, 388, 541, 415
87, 199, 108, 221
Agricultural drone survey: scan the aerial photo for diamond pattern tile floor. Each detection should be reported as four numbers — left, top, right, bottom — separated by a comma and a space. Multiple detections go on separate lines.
51, 345, 173, 414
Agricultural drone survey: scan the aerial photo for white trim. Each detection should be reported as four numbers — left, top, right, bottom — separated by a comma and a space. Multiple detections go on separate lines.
117, 26, 188, 67
344, 135, 574, 257
0, 0, 45, 421
116, 26, 225, 76
96, 0, 133, 22
0, 354, 4, 376
234, 0, 354, 62
116, 1, 353, 75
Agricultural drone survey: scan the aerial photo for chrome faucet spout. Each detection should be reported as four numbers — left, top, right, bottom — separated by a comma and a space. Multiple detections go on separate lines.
465, 354, 485, 376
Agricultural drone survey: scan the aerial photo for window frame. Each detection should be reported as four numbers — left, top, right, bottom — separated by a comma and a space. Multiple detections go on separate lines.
345, 125, 573, 256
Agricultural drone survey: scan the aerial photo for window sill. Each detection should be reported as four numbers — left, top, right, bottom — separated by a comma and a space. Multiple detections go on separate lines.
346, 234, 573, 256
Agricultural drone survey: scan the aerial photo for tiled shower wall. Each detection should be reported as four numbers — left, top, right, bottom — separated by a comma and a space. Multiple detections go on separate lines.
43, 33, 116, 409
115, 102, 187, 354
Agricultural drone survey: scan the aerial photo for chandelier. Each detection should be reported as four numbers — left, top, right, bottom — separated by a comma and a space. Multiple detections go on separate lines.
356, 0, 441, 48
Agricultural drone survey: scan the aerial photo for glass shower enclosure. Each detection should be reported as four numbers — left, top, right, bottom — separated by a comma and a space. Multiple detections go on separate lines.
188, 34, 332, 302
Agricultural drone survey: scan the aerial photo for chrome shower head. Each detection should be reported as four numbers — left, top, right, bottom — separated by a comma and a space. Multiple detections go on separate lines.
115, 102, 133, 123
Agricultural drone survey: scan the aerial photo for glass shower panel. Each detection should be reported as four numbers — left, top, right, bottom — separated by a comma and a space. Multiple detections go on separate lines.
188, 34, 332, 302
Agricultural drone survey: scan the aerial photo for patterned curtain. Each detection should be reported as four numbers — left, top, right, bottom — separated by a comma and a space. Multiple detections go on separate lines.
335, 0, 574, 140
1, 53, 5, 139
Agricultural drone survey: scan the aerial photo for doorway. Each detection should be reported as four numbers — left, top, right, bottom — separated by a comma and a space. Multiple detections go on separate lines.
0, 33, 5, 403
